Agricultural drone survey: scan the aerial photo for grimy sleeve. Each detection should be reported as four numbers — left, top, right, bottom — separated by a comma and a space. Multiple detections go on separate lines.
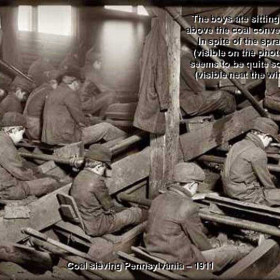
181, 206, 212, 251
252, 151, 276, 189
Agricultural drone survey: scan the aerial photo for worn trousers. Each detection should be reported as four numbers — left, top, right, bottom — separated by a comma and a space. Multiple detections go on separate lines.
0, 177, 62, 200
181, 90, 236, 117
264, 96, 280, 113
225, 182, 280, 207
81, 122, 127, 145
24, 177, 62, 197
85, 92, 115, 118
85, 207, 143, 237
25, 115, 41, 140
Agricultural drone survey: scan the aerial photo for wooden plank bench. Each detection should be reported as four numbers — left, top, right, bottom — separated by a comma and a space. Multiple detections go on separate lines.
107, 106, 260, 196
118, 246, 216, 279
200, 193, 280, 222
0, 184, 72, 243
55, 193, 146, 261
120, 241, 280, 280
220, 239, 280, 279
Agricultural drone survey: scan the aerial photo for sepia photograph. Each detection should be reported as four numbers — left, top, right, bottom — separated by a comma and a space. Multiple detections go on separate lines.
0, 2, 280, 279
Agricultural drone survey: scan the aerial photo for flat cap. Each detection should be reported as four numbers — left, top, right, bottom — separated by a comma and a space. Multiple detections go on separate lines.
85, 144, 112, 168
12, 76, 34, 93
0, 112, 26, 127
252, 117, 279, 142
173, 162, 205, 183
63, 67, 82, 83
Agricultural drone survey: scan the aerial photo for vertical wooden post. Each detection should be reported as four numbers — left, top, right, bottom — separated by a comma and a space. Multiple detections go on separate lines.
32, 6, 38, 32
149, 7, 181, 199
165, 7, 181, 188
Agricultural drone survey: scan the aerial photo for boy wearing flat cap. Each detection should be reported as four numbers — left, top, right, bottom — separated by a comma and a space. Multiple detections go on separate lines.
222, 117, 280, 206
71, 144, 143, 237
0, 76, 33, 119
0, 112, 64, 200
145, 162, 250, 273
42, 69, 126, 145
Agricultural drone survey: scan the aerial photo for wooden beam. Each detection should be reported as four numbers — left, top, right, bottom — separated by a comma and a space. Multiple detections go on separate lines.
203, 193, 280, 221
118, 251, 170, 279
179, 106, 259, 161
221, 239, 280, 279
163, 6, 181, 191
108, 106, 259, 195
107, 147, 150, 195
132, 246, 215, 279
223, 7, 253, 18
0, 184, 71, 243
149, 8, 181, 198
182, 7, 224, 17
149, 133, 166, 198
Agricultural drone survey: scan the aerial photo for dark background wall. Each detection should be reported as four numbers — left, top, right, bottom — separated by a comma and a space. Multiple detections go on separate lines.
18, 6, 151, 99
78, 7, 150, 96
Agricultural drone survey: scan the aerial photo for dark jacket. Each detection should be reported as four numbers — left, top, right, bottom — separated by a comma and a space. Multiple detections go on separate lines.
24, 83, 53, 118
133, 10, 169, 134
0, 131, 36, 191
70, 169, 114, 236
28, 58, 55, 86
222, 132, 276, 204
41, 83, 86, 145
79, 79, 101, 113
24, 83, 53, 140
0, 93, 22, 119
144, 184, 212, 266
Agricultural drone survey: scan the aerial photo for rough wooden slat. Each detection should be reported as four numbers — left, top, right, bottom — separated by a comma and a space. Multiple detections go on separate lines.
204, 194, 280, 220
105, 222, 146, 245
132, 246, 216, 279
107, 147, 150, 195
180, 106, 259, 161
118, 251, 169, 280
0, 184, 71, 243
221, 239, 280, 279
223, 7, 252, 18
162, 7, 181, 189
107, 106, 259, 195
55, 220, 92, 243
149, 8, 181, 198
150, 134, 166, 198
